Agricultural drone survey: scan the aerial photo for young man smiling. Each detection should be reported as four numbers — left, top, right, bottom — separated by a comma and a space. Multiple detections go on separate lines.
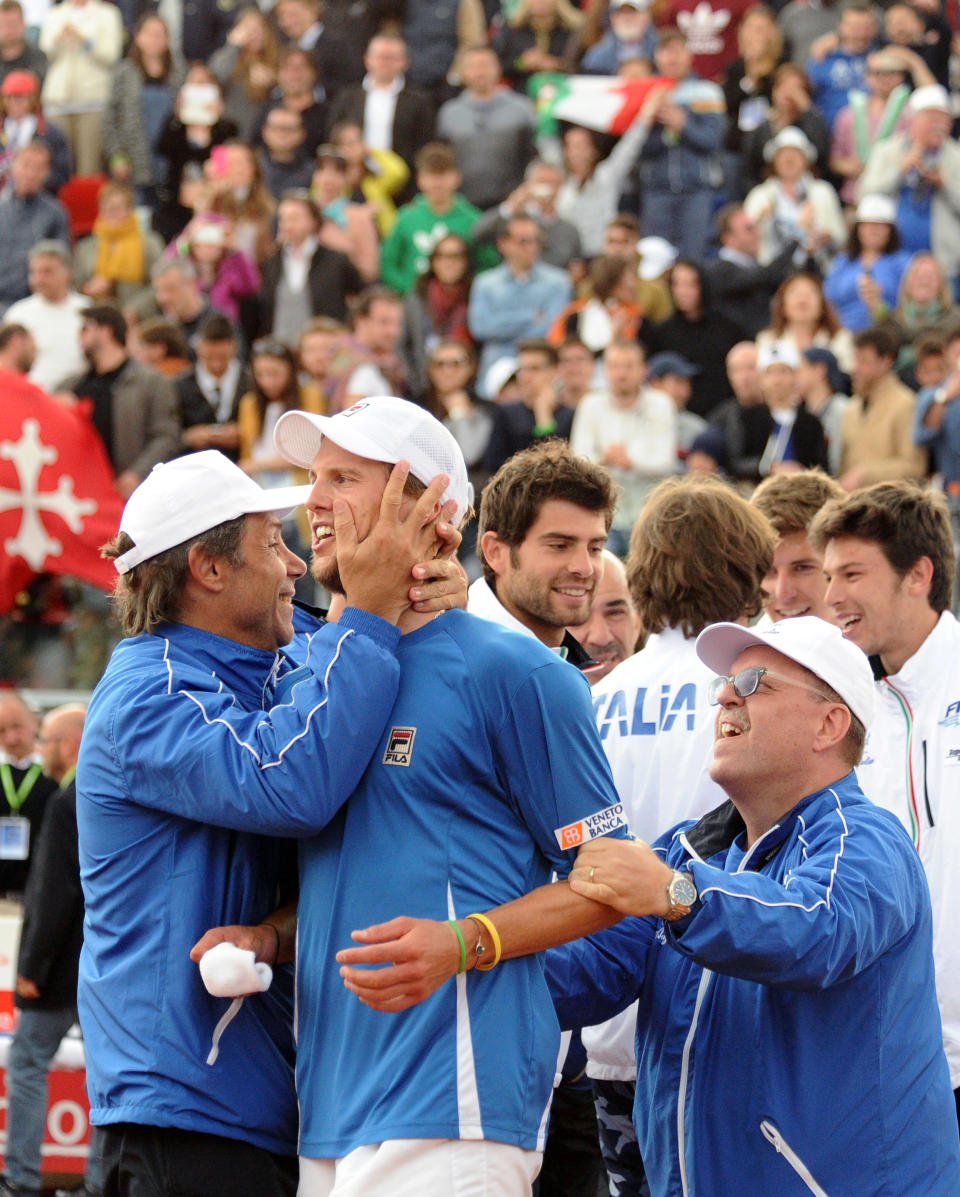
468, 439, 616, 665
810, 480, 960, 1121
272, 399, 628, 1196
750, 469, 844, 624
77, 449, 457, 1197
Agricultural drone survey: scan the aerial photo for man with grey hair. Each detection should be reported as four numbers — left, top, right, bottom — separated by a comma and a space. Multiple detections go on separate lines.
4, 240, 87, 389
78, 449, 463, 1197
472, 158, 583, 269
143, 258, 213, 351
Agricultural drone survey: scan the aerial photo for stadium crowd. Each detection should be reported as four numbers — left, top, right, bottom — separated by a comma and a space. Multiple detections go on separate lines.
4, 0, 960, 1194
3, 0, 960, 683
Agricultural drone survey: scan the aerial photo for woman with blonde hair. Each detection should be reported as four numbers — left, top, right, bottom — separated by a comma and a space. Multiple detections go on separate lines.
549, 254, 643, 350
73, 180, 165, 305
495, 0, 583, 91
893, 251, 957, 340
722, 5, 785, 196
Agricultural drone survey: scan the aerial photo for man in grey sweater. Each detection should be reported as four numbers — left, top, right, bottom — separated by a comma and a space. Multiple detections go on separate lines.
437, 45, 537, 210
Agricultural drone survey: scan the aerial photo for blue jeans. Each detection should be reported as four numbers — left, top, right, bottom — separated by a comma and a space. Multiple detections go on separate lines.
641, 188, 716, 261
4, 1007, 101, 1193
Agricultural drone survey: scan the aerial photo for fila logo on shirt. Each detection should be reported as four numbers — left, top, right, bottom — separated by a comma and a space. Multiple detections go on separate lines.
383, 726, 417, 766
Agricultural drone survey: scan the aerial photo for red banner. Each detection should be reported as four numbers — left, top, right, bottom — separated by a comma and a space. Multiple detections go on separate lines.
0, 370, 122, 614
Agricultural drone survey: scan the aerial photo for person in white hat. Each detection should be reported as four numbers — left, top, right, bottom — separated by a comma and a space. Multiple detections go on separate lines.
550, 614, 960, 1196
76, 448, 461, 1197
858, 80, 960, 280
823, 192, 912, 332
728, 338, 829, 482
743, 124, 846, 267
268, 396, 631, 1197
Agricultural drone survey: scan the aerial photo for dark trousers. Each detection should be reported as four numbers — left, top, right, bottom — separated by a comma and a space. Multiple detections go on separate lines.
533, 1084, 604, 1197
100, 1124, 298, 1197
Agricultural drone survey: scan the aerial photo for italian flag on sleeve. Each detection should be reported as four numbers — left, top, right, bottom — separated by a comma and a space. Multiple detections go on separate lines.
528, 72, 674, 137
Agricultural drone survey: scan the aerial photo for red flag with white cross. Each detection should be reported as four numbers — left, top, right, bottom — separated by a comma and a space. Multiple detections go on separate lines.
0, 369, 122, 613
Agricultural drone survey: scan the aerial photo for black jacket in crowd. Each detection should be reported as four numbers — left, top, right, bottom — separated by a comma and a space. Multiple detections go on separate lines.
15, 778, 84, 1012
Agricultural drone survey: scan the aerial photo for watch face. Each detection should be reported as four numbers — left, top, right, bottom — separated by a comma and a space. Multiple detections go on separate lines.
670, 872, 697, 906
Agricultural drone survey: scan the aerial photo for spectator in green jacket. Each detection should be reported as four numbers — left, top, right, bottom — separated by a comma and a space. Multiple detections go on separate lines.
380, 141, 497, 294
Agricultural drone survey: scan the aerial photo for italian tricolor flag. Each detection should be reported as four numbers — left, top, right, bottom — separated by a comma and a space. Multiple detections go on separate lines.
528, 73, 674, 137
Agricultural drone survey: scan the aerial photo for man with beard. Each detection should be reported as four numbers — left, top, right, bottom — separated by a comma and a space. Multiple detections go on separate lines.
63, 304, 179, 499
270, 398, 629, 1197
468, 439, 616, 670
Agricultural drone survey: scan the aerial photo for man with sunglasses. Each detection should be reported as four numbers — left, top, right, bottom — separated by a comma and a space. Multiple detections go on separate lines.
548, 615, 960, 1195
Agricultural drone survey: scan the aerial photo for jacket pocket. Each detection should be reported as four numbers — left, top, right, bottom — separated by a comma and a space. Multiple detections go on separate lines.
760, 1120, 830, 1195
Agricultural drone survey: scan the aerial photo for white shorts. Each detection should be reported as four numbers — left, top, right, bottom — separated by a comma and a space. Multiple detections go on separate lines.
298, 1137, 543, 1197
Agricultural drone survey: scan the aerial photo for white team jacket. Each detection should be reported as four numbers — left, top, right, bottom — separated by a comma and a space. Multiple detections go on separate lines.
855, 610, 960, 1086
583, 626, 725, 1080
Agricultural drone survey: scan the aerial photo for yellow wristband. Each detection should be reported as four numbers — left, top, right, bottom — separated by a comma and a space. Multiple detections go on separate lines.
467, 912, 503, 971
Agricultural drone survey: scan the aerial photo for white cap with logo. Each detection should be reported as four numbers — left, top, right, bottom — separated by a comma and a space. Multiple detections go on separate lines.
114, 450, 311, 575
273, 397, 472, 525
757, 339, 800, 371
695, 615, 876, 730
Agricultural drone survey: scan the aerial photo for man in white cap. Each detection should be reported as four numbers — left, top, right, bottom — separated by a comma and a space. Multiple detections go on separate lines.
76, 449, 459, 1197
270, 396, 630, 1197
548, 615, 960, 1196
725, 340, 828, 483
859, 83, 960, 279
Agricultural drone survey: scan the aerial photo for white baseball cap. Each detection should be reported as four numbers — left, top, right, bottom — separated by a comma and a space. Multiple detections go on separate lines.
764, 125, 816, 164
114, 450, 311, 574
757, 339, 800, 371
855, 194, 896, 225
909, 84, 951, 115
695, 615, 876, 730
484, 355, 519, 401
273, 397, 471, 525
637, 235, 677, 279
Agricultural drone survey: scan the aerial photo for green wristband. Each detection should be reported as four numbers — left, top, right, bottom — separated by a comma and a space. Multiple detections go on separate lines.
532, 420, 557, 437
447, 919, 467, 975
